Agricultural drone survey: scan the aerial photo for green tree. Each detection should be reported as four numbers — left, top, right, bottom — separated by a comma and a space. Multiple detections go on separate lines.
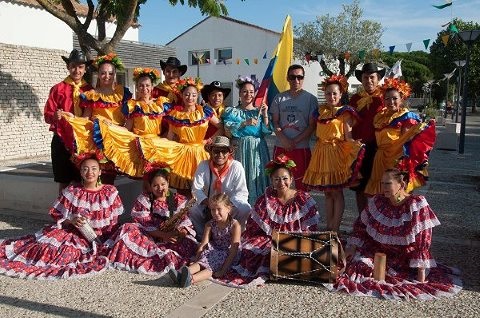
381, 51, 433, 97
293, 0, 383, 77
36, 0, 230, 56
429, 18, 480, 112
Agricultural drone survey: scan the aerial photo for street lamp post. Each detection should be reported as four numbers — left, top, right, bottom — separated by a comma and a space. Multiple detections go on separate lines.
453, 60, 466, 122
443, 72, 453, 118
457, 30, 480, 154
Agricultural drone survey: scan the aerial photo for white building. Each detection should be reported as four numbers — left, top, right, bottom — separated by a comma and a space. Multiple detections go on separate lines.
167, 16, 363, 106
0, 0, 173, 160
0, 0, 139, 52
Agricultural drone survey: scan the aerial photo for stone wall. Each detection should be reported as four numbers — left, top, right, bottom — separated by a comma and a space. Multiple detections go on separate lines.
0, 43, 68, 161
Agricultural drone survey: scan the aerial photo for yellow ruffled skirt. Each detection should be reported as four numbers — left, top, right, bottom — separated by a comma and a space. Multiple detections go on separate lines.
58, 116, 98, 154
365, 124, 424, 195
137, 138, 210, 190
303, 139, 365, 190
96, 120, 151, 178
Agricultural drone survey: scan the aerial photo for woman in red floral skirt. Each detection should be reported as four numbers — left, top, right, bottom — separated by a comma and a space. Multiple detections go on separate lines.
0, 152, 123, 279
329, 168, 462, 300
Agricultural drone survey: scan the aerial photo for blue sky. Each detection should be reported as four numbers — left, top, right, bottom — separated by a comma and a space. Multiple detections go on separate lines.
138, 0, 480, 52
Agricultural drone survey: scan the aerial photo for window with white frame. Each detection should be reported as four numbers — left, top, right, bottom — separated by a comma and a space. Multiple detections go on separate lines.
189, 50, 210, 65
215, 48, 232, 64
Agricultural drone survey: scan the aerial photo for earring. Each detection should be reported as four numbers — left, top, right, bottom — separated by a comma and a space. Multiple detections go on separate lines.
96, 176, 102, 187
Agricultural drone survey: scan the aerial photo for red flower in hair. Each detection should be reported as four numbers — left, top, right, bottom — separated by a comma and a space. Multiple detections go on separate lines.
71, 150, 108, 168
321, 74, 349, 93
265, 154, 297, 176
381, 78, 411, 99
143, 162, 171, 180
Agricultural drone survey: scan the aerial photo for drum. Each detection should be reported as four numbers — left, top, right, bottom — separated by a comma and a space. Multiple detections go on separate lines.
270, 230, 342, 283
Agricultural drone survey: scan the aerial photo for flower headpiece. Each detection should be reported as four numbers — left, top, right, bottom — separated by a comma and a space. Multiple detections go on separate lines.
381, 78, 411, 99
71, 150, 108, 169
133, 67, 161, 84
175, 77, 203, 93
321, 74, 349, 93
94, 53, 124, 71
265, 154, 297, 176
236, 76, 260, 90
143, 162, 171, 181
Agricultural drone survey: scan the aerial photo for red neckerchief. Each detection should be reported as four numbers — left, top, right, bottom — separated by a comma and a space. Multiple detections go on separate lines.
208, 156, 233, 194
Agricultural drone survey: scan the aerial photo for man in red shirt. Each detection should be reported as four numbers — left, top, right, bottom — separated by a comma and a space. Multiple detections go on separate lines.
349, 63, 385, 213
152, 57, 187, 103
44, 49, 93, 193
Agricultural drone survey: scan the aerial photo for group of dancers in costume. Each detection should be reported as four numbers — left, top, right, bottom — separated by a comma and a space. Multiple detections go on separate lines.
0, 51, 461, 300
0, 152, 461, 300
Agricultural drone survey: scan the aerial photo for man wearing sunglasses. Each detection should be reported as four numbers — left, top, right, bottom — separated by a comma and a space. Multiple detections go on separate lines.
190, 136, 251, 239
270, 64, 318, 191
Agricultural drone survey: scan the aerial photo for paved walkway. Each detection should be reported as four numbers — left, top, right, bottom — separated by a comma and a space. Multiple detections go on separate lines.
0, 114, 479, 317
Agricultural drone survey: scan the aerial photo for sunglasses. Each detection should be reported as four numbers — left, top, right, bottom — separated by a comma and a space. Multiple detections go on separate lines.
287, 74, 304, 81
211, 148, 230, 155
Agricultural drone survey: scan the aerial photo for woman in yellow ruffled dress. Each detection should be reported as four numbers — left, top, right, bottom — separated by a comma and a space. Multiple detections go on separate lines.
303, 75, 365, 232
364, 78, 436, 196
95, 68, 174, 178
137, 78, 223, 193
59, 53, 132, 184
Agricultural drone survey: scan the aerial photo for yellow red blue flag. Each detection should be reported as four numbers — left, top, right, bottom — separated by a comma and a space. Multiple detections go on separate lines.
255, 15, 293, 106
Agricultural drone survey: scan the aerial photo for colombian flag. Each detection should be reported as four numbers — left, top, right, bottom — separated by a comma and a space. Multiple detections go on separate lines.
254, 15, 293, 106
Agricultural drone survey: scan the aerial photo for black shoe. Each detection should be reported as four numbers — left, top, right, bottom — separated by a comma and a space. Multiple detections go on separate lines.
180, 266, 192, 288
168, 268, 180, 285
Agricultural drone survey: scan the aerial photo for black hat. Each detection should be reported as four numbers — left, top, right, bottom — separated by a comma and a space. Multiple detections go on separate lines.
61, 49, 92, 66
200, 81, 231, 102
355, 62, 386, 82
160, 57, 187, 76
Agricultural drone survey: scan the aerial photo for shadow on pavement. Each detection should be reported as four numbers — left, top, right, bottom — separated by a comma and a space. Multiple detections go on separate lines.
132, 276, 173, 287
0, 295, 111, 318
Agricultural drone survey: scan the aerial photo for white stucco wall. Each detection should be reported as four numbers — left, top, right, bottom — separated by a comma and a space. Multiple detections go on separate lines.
0, 2, 73, 51
168, 17, 281, 106
0, 1, 138, 51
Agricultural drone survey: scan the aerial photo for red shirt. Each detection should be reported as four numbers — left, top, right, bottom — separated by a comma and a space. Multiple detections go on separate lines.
152, 83, 182, 103
349, 91, 384, 144
152, 83, 182, 137
44, 79, 92, 133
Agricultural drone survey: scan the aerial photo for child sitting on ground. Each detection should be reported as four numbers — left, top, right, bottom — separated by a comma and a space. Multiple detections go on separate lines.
169, 193, 241, 287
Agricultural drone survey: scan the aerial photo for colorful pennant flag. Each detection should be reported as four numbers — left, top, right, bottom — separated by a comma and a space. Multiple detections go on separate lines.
254, 58, 258, 64
448, 23, 458, 34
236, 58, 240, 65
405, 43, 412, 52
386, 60, 402, 78
244, 58, 250, 65
442, 34, 450, 46
358, 49, 366, 60
433, 1, 452, 9
372, 48, 380, 59
254, 15, 293, 107
263, 51, 267, 59
305, 52, 312, 63
423, 39, 431, 50
389, 46, 395, 55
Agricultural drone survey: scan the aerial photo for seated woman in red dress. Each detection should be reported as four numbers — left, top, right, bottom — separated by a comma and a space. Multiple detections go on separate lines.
329, 168, 462, 300
0, 152, 123, 279
106, 164, 197, 275
219, 154, 321, 287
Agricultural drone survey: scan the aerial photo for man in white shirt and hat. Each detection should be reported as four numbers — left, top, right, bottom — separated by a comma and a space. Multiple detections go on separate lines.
190, 136, 251, 239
